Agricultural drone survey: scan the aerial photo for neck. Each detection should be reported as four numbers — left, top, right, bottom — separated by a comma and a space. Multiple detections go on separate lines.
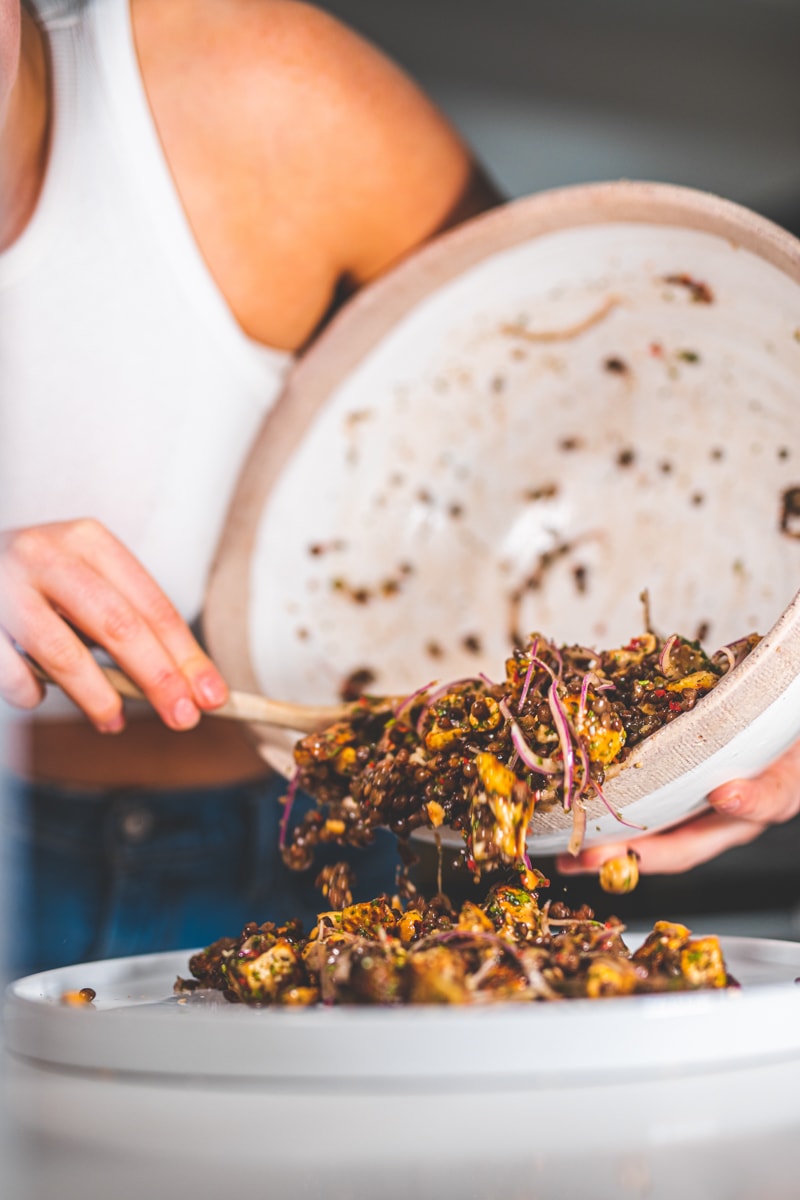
0, 5, 50, 252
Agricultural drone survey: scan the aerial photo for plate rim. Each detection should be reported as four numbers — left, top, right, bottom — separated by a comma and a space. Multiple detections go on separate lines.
6, 934, 800, 1086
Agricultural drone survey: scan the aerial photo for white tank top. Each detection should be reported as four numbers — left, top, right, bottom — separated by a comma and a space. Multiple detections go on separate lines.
0, 0, 293, 630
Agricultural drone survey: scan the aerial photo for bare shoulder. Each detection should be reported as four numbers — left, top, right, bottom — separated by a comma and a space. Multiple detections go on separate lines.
132, 0, 498, 346
247, 0, 499, 278
135, 0, 494, 271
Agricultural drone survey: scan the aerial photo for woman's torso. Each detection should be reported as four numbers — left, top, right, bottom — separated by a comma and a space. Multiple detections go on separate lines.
0, 0, 296, 786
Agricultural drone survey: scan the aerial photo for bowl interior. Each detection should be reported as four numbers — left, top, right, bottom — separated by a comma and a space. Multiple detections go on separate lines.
206, 186, 800, 848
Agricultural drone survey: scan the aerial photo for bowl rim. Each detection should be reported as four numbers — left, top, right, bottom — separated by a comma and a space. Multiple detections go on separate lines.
204, 179, 800, 819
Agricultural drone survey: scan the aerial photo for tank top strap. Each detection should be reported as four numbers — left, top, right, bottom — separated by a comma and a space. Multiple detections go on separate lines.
86, 0, 291, 385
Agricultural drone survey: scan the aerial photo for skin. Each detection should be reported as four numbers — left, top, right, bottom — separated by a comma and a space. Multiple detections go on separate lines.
0, 0, 498, 786
2, 3, 798, 852
0, 0, 47, 249
558, 740, 800, 878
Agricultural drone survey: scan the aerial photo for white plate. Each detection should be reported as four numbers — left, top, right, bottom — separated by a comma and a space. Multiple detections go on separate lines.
6, 935, 800, 1084
205, 182, 800, 856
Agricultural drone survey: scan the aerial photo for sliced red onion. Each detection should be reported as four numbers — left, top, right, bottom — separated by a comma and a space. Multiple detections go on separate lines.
578, 670, 615, 724
548, 681, 575, 810
658, 633, 679, 675
524, 644, 562, 685
714, 635, 757, 670
714, 646, 736, 674
519, 636, 541, 708
590, 779, 646, 831
570, 645, 601, 669
578, 672, 592, 727
394, 679, 437, 722
499, 697, 559, 775
567, 799, 587, 856
518, 655, 537, 713
529, 654, 557, 686
510, 721, 560, 776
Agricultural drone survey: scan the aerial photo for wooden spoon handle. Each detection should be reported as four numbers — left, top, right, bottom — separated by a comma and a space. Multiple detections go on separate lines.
25, 656, 354, 733
214, 689, 354, 732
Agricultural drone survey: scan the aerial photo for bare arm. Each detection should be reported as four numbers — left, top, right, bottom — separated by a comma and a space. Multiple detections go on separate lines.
132, 0, 503, 351
2, 1, 500, 735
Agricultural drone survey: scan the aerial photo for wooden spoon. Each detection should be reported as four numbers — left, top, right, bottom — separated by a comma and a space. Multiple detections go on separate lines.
25, 657, 365, 734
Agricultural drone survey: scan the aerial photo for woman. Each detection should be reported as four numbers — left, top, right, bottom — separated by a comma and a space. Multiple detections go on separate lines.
0, 0, 500, 972
1, 0, 797, 974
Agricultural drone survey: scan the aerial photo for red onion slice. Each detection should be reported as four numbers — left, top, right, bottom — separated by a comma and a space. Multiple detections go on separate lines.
590, 779, 646, 831
518, 655, 537, 713
567, 798, 587, 856
578, 672, 592, 727
547, 681, 575, 810
658, 633, 679, 675
394, 679, 437, 722
714, 646, 736, 674
499, 697, 559, 775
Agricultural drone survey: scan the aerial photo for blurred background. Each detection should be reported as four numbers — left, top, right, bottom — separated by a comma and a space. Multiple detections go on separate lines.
320, 0, 800, 233
320, 0, 800, 936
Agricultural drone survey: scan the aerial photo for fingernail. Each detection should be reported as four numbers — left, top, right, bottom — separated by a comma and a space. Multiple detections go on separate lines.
196, 672, 227, 707
173, 697, 200, 728
99, 713, 125, 734
715, 790, 741, 814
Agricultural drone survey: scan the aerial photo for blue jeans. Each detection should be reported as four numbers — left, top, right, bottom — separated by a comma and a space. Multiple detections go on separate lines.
2, 774, 400, 977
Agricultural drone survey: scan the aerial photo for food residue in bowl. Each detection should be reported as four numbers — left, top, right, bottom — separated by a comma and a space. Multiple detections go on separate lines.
662, 273, 715, 304
779, 486, 800, 539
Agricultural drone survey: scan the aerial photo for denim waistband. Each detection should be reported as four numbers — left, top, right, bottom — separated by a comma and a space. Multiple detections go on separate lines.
1, 772, 400, 974
0, 773, 288, 878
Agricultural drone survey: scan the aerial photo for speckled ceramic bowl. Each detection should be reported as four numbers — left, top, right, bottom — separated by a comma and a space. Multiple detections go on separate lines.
205, 181, 800, 853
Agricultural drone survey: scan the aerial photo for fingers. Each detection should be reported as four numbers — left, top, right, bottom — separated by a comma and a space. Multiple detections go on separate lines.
0, 520, 228, 732
65, 520, 227, 711
0, 629, 45, 710
34, 551, 205, 731
557, 810, 766, 877
556, 737, 800, 879
4, 585, 127, 730
709, 739, 800, 826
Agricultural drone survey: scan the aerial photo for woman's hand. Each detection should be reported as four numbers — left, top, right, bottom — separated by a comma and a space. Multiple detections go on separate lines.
0, 519, 228, 732
557, 738, 800, 877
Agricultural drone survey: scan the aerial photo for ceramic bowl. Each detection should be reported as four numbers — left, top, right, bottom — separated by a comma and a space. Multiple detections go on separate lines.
205, 181, 800, 854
